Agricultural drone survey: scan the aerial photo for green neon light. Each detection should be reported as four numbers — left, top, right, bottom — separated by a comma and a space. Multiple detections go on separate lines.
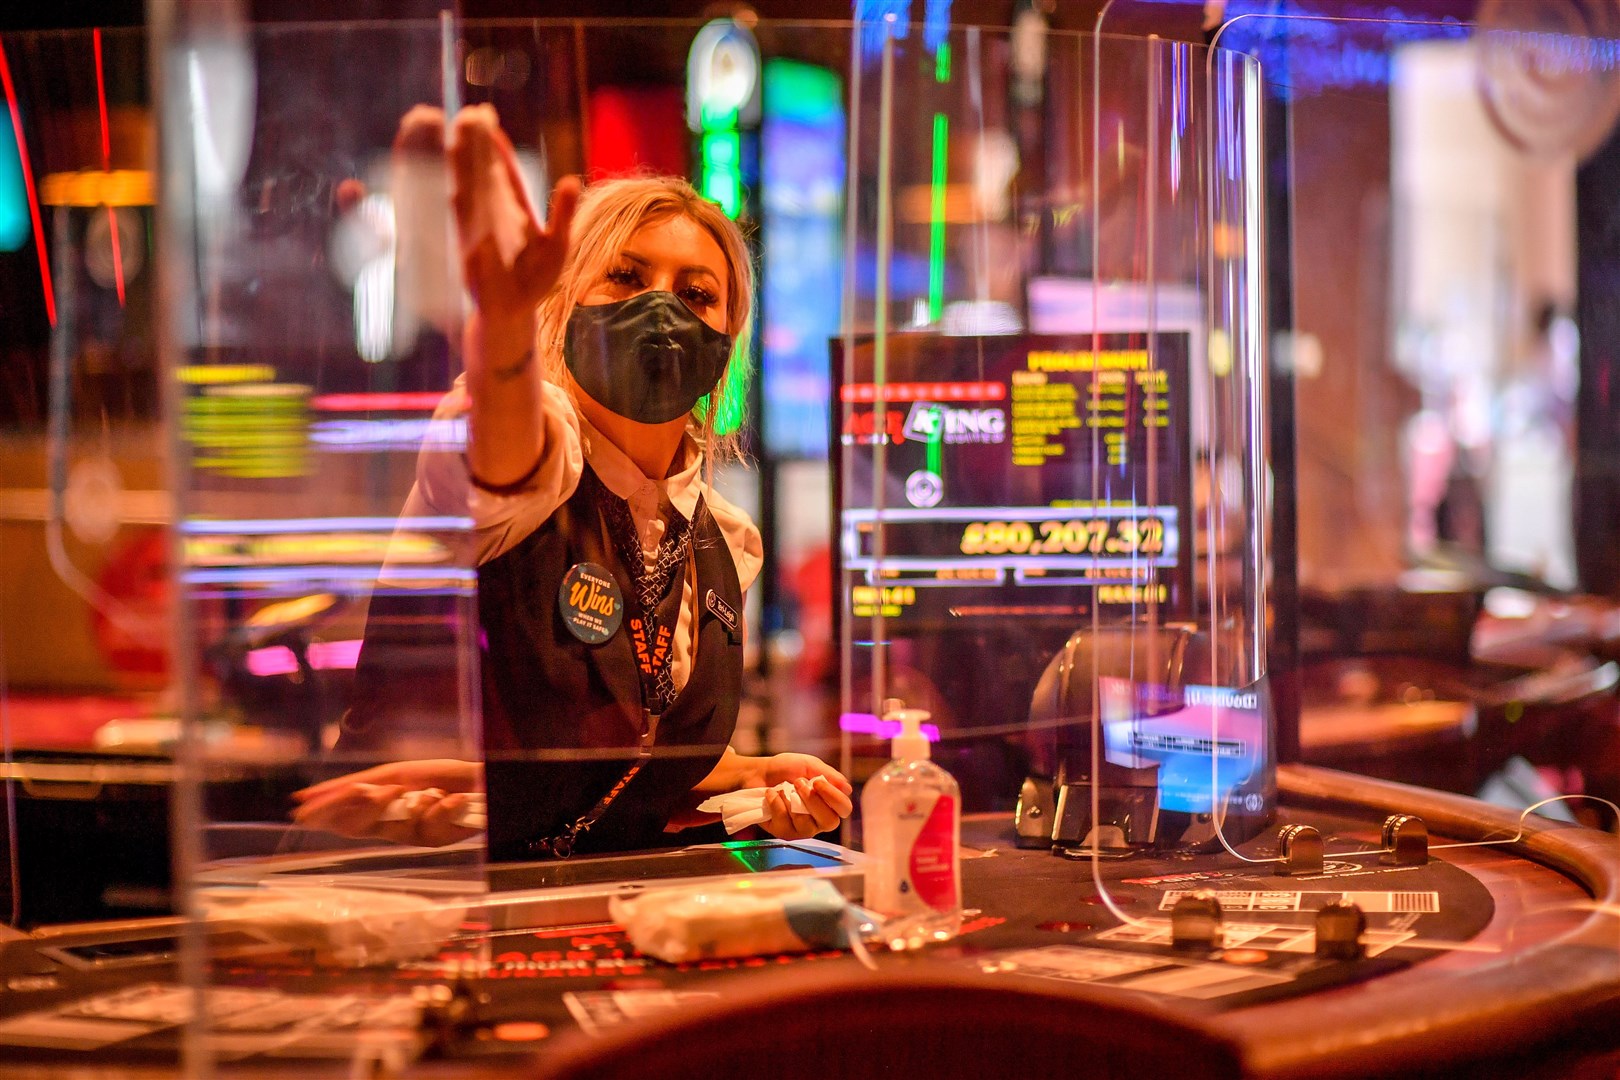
696, 338, 751, 437
704, 133, 738, 168
701, 102, 739, 128
926, 418, 943, 477
691, 92, 744, 431
700, 128, 743, 219
935, 41, 952, 83
928, 112, 948, 323
764, 58, 841, 124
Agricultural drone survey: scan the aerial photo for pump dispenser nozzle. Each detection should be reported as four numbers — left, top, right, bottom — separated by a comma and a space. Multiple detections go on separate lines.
882, 699, 932, 761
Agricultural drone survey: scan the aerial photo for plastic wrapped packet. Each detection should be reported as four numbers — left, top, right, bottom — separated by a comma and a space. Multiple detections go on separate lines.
609, 878, 859, 964
199, 885, 467, 968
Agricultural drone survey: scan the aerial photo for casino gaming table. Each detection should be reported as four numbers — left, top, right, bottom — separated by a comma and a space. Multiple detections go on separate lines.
1, 763, 1618, 1079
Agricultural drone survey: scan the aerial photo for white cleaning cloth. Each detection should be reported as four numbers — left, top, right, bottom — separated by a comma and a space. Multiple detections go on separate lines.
696, 782, 809, 835
375, 788, 487, 830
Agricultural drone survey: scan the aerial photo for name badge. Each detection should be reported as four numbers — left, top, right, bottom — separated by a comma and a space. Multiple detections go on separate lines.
705, 588, 740, 642
559, 562, 624, 644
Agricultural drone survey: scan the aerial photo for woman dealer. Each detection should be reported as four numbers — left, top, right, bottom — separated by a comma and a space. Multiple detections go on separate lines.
293, 105, 851, 857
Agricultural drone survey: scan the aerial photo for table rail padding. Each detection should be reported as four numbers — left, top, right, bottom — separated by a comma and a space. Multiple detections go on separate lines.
1226, 763, 1620, 1079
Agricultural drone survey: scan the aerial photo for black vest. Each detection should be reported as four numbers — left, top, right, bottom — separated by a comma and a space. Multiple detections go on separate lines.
478, 468, 744, 860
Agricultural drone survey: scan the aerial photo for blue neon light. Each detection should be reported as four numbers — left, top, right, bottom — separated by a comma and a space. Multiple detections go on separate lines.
0, 119, 27, 252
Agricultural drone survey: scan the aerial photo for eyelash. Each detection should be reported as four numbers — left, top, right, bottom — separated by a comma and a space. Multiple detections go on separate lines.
604, 266, 718, 308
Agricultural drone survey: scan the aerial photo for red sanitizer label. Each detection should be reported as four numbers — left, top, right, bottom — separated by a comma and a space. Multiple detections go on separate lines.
909, 794, 959, 910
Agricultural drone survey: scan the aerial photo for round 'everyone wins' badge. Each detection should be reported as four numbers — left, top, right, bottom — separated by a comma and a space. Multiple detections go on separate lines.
558, 562, 624, 644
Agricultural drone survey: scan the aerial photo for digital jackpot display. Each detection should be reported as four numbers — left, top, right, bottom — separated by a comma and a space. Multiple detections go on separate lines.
837, 332, 1192, 629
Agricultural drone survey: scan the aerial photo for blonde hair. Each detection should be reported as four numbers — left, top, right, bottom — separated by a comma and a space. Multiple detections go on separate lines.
535, 175, 754, 466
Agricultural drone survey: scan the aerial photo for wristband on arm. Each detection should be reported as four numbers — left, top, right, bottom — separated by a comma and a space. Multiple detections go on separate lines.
466, 453, 544, 496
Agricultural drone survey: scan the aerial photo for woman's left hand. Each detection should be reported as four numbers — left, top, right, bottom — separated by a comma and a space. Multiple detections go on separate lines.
759, 754, 855, 840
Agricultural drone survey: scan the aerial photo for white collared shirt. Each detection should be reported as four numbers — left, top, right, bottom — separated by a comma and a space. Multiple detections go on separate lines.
404, 376, 763, 691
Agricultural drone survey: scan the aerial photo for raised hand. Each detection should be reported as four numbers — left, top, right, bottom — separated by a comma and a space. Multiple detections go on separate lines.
448, 104, 580, 338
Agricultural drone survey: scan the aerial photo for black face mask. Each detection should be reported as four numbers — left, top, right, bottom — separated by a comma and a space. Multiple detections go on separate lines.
563, 291, 733, 425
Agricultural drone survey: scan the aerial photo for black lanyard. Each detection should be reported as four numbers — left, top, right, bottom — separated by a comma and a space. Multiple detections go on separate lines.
528, 476, 699, 859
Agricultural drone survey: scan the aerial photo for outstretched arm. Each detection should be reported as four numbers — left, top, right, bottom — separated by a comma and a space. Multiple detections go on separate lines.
396, 104, 579, 490
450, 106, 578, 489
291, 759, 483, 847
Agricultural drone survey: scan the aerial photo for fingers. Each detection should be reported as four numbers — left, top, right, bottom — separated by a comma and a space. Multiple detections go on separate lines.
542, 174, 581, 241
403, 108, 446, 154
448, 104, 499, 240
510, 174, 580, 293
807, 775, 854, 819
487, 119, 542, 229
291, 782, 403, 839
761, 778, 851, 839
293, 763, 405, 802
291, 781, 484, 847
294, 759, 482, 804
813, 765, 854, 797
762, 787, 811, 838
394, 104, 446, 157
795, 778, 846, 834
414, 791, 484, 847
764, 753, 855, 797
448, 104, 576, 318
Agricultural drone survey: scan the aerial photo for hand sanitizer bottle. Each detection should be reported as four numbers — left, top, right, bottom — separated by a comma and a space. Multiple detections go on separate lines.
861, 699, 962, 949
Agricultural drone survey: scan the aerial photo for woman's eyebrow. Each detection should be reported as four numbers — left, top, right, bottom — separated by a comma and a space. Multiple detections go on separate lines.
618, 248, 721, 280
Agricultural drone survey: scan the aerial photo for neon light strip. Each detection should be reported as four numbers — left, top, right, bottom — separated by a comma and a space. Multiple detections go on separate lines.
246, 639, 363, 678
0, 40, 55, 325
838, 712, 940, 742
180, 515, 472, 535
1011, 568, 1170, 586
840, 380, 1004, 402
182, 565, 477, 584
39, 169, 153, 207
177, 364, 278, 384
199, 586, 472, 601
849, 573, 1002, 588
928, 111, 947, 322
93, 28, 124, 305
847, 555, 1180, 573
843, 505, 1179, 523
310, 392, 448, 412
94, 30, 110, 165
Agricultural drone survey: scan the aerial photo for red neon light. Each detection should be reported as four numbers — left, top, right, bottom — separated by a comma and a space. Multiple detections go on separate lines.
0, 40, 55, 326
94, 29, 125, 306
839, 380, 1006, 403
94, 30, 110, 163
310, 392, 448, 412
105, 205, 124, 303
